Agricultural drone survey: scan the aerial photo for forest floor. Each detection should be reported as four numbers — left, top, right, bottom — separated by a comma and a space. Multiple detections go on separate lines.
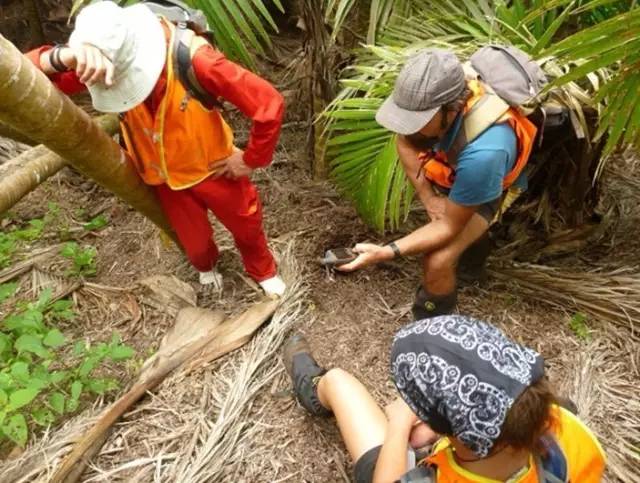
0, 45, 639, 483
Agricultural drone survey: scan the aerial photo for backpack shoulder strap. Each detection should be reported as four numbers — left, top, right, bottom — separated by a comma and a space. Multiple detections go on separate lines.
445, 68, 510, 164
172, 25, 221, 109
534, 435, 569, 483
462, 86, 510, 143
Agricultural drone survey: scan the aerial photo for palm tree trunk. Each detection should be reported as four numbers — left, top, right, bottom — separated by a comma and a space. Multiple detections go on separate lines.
300, 0, 335, 179
0, 116, 119, 215
0, 34, 175, 241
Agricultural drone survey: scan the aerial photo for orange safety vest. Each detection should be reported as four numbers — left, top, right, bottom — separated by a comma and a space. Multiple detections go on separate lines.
119, 19, 234, 190
420, 80, 537, 191
422, 405, 606, 482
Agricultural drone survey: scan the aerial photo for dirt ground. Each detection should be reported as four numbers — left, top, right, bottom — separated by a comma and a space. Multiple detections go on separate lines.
2, 113, 639, 481
1, 37, 639, 482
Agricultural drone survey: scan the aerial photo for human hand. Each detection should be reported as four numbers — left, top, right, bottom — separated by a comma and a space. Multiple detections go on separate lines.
409, 422, 438, 449
218, 148, 253, 179
335, 243, 394, 272
384, 397, 418, 431
58, 44, 115, 86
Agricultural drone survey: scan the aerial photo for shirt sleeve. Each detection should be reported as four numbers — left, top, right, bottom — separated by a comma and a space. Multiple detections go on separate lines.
191, 45, 284, 168
448, 148, 509, 206
25, 46, 87, 96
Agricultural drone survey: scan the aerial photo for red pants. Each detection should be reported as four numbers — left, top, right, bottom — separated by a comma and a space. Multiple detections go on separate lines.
156, 176, 277, 282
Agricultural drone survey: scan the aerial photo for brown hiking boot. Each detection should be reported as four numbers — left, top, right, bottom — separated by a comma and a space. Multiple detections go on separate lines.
283, 334, 331, 416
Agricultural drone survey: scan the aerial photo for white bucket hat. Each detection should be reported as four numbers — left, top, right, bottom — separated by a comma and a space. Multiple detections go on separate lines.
69, 1, 166, 113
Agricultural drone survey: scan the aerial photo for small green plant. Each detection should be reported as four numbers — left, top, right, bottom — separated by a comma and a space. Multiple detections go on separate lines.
61, 242, 97, 277
0, 288, 134, 447
569, 312, 590, 341
83, 215, 109, 232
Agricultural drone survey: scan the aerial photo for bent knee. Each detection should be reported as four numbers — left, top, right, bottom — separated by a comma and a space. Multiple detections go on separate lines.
424, 249, 457, 274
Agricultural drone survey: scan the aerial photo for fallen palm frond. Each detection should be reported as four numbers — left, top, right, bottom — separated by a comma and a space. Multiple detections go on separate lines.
0, 408, 103, 483
0, 245, 62, 284
555, 331, 640, 482
489, 263, 640, 335
171, 242, 309, 482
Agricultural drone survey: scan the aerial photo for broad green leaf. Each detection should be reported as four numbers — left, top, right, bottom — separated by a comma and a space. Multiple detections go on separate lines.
109, 345, 135, 361
2, 413, 28, 447
14, 334, 50, 359
8, 387, 39, 411
49, 392, 65, 415
4, 310, 45, 333
61, 242, 78, 258
32, 407, 55, 427
43, 329, 66, 348
10, 361, 30, 383
0, 332, 11, 354
78, 358, 98, 378
71, 381, 82, 401
49, 370, 69, 385
0, 389, 7, 406
0, 283, 18, 303
83, 215, 108, 231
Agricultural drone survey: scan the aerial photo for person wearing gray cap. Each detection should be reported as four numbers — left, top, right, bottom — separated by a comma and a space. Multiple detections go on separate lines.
338, 49, 536, 319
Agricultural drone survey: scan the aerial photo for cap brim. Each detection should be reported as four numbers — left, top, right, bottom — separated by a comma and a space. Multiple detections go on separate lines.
88, 5, 166, 113
375, 96, 439, 135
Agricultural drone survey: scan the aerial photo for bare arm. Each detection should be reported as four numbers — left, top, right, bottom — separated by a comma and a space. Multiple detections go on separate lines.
338, 198, 477, 271
372, 398, 418, 483
396, 135, 438, 212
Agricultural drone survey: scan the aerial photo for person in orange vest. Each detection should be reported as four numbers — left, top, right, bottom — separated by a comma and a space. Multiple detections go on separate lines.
283, 316, 605, 483
337, 50, 536, 317
27, 1, 286, 297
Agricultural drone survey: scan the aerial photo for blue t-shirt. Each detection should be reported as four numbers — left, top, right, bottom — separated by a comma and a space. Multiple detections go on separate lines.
437, 115, 525, 206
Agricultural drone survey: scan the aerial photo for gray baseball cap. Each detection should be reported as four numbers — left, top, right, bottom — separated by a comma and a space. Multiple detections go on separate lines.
376, 49, 466, 135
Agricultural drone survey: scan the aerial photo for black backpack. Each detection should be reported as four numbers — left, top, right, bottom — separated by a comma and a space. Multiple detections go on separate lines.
119, 0, 221, 109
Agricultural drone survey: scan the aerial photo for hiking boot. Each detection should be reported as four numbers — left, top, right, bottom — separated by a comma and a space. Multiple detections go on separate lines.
457, 234, 492, 286
283, 333, 331, 416
412, 287, 457, 320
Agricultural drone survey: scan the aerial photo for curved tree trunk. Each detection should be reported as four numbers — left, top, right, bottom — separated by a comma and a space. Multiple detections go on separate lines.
0, 116, 119, 214
0, 34, 175, 241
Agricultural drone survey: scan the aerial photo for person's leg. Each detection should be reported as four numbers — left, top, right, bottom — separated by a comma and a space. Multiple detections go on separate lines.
155, 184, 218, 272
192, 176, 277, 282
317, 368, 387, 462
413, 212, 489, 319
283, 334, 387, 476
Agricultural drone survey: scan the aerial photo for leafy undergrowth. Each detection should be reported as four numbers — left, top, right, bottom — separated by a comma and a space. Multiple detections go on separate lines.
0, 205, 134, 450
0, 286, 134, 449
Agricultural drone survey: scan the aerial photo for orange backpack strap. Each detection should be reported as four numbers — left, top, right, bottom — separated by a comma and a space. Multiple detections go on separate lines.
419, 151, 456, 189
500, 109, 537, 189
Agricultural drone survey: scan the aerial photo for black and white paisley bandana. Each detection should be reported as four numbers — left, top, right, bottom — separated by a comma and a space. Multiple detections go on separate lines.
390, 315, 544, 458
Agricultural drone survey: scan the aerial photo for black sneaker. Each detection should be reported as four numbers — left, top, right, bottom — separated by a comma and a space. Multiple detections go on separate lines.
283, 334, 331, 416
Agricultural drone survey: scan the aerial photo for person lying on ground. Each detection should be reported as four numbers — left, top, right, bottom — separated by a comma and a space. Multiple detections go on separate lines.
337, 50, 536, 318
27, 1, 286, 297
283, 315, 605, 483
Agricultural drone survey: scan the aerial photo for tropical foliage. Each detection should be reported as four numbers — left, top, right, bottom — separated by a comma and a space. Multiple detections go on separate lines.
70, 0, 284, 69
323, 0, 639, 232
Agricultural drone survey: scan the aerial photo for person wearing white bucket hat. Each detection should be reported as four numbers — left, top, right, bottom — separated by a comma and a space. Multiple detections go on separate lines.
28, 0, 286, 298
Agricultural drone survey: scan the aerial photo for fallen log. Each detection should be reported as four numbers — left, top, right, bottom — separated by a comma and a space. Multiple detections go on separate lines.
51, 298, 280, 483
0, 116, 119, 214
0, 34, 175, 241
